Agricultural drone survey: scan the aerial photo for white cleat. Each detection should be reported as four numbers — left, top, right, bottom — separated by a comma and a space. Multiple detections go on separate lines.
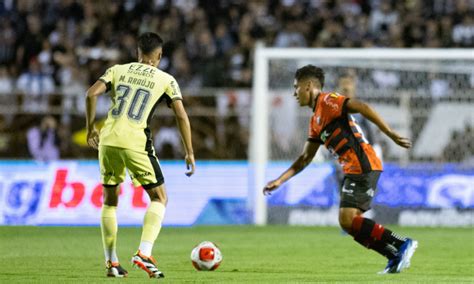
131, 250, 165, 278
106, 261, 128, 278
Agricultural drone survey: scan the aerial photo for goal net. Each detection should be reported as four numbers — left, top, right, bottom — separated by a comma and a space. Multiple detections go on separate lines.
249, 45, 474, 227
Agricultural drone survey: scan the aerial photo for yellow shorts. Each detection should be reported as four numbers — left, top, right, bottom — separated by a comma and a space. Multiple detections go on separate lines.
99, 145, 164, 189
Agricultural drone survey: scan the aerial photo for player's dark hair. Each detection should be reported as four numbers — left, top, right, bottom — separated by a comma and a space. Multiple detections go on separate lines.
295, 65, 325, 89
137, 32, 163, 54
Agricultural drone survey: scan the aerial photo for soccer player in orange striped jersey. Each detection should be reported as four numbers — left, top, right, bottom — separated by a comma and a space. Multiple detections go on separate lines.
86, 32, 195, 278
263, 65, 417, 274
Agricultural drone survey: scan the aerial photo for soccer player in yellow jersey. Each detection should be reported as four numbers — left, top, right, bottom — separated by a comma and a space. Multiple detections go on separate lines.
85, 32, 195, 278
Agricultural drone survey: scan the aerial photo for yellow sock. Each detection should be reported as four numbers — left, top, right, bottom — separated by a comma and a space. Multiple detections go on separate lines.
101, 205, 118, 263
139, 201, 166, 257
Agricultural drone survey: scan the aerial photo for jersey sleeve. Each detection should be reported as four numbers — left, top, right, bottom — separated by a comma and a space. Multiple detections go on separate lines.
99, 66, 115, 92
161, 76, 183, 107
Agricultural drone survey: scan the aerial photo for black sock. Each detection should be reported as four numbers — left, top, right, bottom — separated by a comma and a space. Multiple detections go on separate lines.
369, 242, 398, 259
350, 216, 407, 258
380, 229, 407, 250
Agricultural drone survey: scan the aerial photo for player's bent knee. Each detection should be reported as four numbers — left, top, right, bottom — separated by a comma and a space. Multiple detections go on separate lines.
102, 185, 120, 206
150, 195, 167, 205
338, 216, 352, 232
338, 211, 357, 232
145, 185, 168, 205
103, 194, 119, 206
104, 199, 118, 206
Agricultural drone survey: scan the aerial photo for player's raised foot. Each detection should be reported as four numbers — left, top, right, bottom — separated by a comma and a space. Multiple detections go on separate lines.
378, 257, 400, 274
131, 250, 165, 278
106, 261, 128, 278
396, 238, 418, 272
378, 238, 418, 274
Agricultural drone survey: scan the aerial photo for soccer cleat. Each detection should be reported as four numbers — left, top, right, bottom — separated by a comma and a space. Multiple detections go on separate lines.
396, 238, 418, 272
378, 238, 418, 274
106, 261, 128, 278
378, 257, 399, 274
131, 250, 165, 278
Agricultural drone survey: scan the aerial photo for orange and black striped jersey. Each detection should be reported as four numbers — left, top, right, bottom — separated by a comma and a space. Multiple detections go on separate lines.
308, 92, 382, 175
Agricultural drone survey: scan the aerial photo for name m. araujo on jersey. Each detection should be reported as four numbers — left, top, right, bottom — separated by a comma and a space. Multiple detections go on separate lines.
98, 62, 183, 152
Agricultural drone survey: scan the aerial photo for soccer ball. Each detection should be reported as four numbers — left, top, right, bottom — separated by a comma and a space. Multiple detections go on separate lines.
190, 241, 223, 271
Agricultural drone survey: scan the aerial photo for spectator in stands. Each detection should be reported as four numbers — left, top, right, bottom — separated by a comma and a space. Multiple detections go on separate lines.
369, 2, 398, 36
439, 16, 454, 47
16, 57, 55, 113
0, 65, 13, 94
60, 64, 88, 123
5, 0, 472, 90
37, 39, 54, 77
424, 19, 442, 48
16, 14, 44, 72
0, 66, 15, 121
26, 115, 60, 162
274, 20, 307, 47
452, 14, 474, 47
0, 17, 17, 65
0, 115, 11, 156
170, 47, 202, 89
214, 21, 235, 57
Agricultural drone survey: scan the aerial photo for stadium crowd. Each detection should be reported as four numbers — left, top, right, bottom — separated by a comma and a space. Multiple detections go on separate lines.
0, 0, 472, 160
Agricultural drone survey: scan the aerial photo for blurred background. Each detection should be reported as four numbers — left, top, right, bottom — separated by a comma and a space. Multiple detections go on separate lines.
0, 0, 472, 227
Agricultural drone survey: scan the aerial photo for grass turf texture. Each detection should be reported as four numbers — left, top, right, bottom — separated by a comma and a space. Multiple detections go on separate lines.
0, 226, 472, 283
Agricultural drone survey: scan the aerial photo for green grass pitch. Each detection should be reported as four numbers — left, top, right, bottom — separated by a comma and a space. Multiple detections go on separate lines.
1, 226, 473, 283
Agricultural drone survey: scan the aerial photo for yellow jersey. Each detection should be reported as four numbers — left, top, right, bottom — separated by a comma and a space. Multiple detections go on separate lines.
98, 62, 182, 151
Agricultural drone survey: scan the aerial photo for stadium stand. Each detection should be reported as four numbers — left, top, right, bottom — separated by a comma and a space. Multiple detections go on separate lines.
0, 0, 472, 160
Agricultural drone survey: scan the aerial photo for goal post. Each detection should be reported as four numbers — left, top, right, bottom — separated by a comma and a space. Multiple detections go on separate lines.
249, 42, 270, 225
249, 46, 474, 226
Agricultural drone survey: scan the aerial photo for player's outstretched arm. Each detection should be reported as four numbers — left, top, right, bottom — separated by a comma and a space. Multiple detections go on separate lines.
263, 141, 320, 196
346, 98, 412, 149
171, 100, 195, 177
85, 80, 107, 149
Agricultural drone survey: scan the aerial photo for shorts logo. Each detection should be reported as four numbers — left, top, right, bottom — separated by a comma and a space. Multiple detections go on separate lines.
130, 172, 152, 179
366, 188, 375, 197
342, 186, 353, 194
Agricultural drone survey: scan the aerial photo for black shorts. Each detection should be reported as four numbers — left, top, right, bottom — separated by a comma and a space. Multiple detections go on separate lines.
339, 171, 381, 212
